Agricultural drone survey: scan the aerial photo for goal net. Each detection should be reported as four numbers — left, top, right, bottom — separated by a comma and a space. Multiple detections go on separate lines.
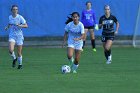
133, 4, 140, 47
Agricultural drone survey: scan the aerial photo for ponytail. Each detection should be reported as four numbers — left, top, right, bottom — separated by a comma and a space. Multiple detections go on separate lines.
65, 16, 73, 24
65, 12, 80, 24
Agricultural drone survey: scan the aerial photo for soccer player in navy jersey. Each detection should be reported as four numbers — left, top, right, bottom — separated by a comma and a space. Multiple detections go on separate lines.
81, 1, 98, 52
99, 5, 119, 64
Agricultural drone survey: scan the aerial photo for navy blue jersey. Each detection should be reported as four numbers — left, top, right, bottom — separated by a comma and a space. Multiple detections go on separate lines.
99, 15, 118, 33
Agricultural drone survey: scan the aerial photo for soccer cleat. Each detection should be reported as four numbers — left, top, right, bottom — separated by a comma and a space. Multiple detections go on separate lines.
106, 60, 111, 64
81, 49, 84, 52
17, 65, 22, 69
92, 48, 97, 52
72, 70, 77, 73
12, 58, 17, 67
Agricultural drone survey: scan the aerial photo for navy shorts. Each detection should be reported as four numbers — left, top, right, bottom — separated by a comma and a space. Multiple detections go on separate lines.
84, 25, 94, 29
101, 32, 115, 42
101, 36, 114, 42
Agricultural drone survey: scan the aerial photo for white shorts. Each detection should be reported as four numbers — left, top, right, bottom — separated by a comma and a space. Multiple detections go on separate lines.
9, 38, 24, 45
68, 42, 83, 50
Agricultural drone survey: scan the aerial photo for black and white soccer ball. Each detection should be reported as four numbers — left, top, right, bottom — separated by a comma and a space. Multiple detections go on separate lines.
61, 65, 71, 74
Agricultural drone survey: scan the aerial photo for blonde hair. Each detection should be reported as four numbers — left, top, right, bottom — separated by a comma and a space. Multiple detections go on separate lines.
104, 5, 110, 9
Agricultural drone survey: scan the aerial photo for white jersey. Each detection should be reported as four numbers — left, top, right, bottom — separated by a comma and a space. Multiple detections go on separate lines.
9, 14, 26, 39
65, 21, 84, 50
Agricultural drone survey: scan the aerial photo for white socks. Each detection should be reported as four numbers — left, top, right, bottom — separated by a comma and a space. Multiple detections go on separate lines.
10, 51, 23, 65
18, 56, 22, 65
108, 55, 112, 61
11, 52, 16, 60
72, 64, 79, 71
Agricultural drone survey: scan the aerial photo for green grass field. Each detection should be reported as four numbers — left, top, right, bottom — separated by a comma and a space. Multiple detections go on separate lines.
0, 47, 140, 93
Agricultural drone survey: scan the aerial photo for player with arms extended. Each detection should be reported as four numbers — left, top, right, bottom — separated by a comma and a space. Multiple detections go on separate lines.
62, 12, 85, 73
99, 5, 119, 64
5, 5, 28, 69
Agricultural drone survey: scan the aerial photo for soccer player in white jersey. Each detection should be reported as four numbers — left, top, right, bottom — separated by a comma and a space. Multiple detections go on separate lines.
62, 12, 85, 73
5, 5, 28, 69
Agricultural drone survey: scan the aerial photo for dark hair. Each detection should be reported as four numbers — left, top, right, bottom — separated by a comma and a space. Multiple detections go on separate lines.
11, 5, 18, 10
71, 12, 80, 17
65, 16, 73, 24
86, 1, 92, 5
65, 12, 80, 24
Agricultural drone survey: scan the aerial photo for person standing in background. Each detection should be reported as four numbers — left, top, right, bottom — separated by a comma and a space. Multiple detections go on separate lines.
5, 5, 28, 69
81, 1, 99, 52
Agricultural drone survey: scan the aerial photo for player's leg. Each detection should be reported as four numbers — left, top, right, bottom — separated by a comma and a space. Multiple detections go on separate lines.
67, 47, 74, 67
103, 42, 108, 60
17, 45, 23, 69
89, 28, 96, 52
82, 29, 88, 49
71, 42, 83, 73
9, 39, 17, 67
72, 49, 81, 73
102, 36, 110, 63
16, 39, 24, 69
104, 40, 113, 64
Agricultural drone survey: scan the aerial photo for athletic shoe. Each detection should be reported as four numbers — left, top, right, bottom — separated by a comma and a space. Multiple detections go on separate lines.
12, 58, 17, 67
72, 70, 77, 73
17, 65, 22, 69
106, 60, 111, 64
92, 48, 97, 52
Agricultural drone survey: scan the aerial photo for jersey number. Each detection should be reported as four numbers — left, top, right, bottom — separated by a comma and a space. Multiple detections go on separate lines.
105, 24, 110, 29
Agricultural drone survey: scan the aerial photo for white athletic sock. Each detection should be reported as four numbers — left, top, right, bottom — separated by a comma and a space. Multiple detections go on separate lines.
11, 52, 16, 60
72, 64, 79, 71
18, 56, 22, 65
108, 55, 112, 61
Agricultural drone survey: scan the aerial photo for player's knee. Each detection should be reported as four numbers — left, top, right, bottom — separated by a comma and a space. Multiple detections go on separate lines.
90, 35, 94, 38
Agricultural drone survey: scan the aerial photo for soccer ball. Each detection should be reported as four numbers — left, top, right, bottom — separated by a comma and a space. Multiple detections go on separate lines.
61, 65, 71, 74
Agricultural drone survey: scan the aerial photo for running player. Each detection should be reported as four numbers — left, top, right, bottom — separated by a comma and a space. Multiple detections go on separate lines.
5, 5, 28, 69
62, 12, 84, 73
81, 1, 98, 51
99, 5, 119, 64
